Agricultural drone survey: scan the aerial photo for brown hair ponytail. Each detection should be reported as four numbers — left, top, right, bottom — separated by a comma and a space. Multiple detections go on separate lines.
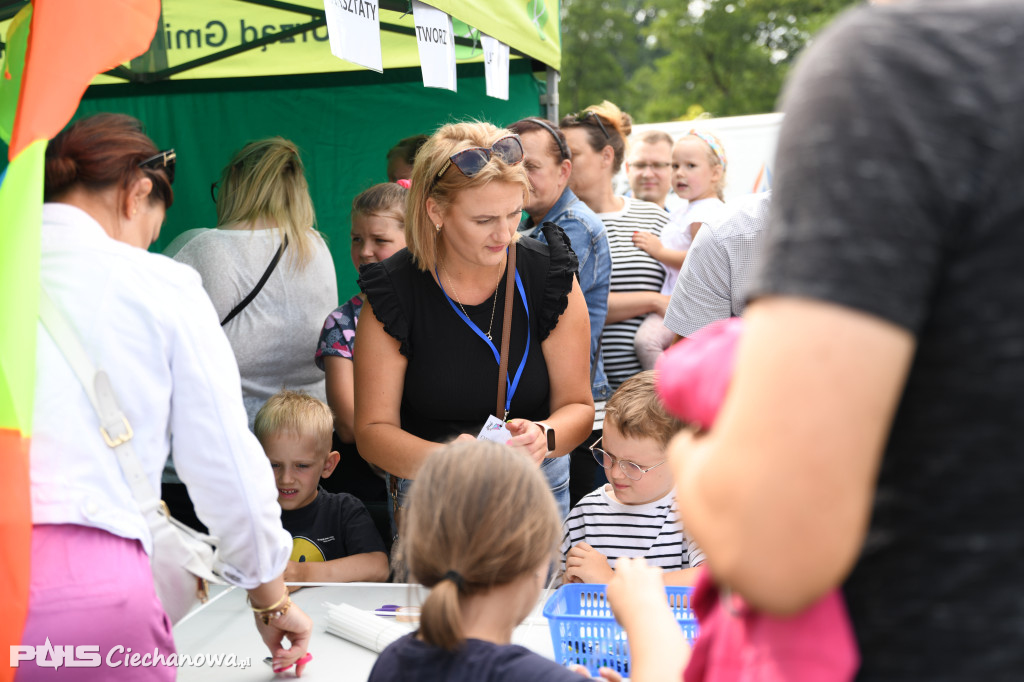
418, 574, 465, 651
397, 441, 561, 651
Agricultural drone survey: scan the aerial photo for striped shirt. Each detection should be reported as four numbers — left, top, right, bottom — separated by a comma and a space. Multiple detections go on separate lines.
664, 191, 772, 338
598, 197, 670, 390
560, 485, 705, 575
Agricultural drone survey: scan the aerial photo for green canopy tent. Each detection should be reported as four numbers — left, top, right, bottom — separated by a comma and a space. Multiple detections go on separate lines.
0, 0, 562, 299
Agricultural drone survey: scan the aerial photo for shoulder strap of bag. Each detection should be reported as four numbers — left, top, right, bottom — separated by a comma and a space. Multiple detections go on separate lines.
38, 288, 161, 515
220, 235, 288, 326
495, 242, 518, 419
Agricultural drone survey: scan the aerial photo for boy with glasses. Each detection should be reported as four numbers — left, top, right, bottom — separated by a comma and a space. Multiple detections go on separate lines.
560, 370, 704, 585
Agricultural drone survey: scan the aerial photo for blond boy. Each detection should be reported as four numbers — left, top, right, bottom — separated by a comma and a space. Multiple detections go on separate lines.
561, 371, 704, 585
254, 390, 388, 583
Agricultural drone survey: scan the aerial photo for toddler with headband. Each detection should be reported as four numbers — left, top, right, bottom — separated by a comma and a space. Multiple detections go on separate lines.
632, 130, 730, 369
368, 441, 622, 682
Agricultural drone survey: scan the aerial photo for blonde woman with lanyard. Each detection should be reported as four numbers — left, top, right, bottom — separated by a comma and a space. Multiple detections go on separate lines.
354, 121, 594, 533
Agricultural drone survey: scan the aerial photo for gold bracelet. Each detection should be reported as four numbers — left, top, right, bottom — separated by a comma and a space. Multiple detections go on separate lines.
254, 597, 292, 625
250, 590, 291, 625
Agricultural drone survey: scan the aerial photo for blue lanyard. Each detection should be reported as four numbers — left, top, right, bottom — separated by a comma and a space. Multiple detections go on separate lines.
435, 255, 530, 416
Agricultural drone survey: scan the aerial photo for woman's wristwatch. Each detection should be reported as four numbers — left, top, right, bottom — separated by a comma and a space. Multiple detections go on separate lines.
535, 421, 556, 455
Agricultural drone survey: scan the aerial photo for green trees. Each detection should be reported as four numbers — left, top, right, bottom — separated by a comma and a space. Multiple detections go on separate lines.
558, 2, 659, 118
559, 0, 861, 122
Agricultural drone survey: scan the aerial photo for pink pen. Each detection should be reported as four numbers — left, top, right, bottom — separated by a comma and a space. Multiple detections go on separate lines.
269, 652, 313, 674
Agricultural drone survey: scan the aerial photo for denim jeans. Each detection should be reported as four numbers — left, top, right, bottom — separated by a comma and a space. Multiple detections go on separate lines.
541, 454, 571, 520
386, 453, 572, 539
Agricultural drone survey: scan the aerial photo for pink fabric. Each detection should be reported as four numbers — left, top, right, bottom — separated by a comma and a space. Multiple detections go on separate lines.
684, 569, 859, 682
655, 318, 859, 682
16, 524, 175, 681
655, 318, 743, 430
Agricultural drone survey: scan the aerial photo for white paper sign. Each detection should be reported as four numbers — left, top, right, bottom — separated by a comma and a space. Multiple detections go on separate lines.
477, 415, 512, 444
323, 0, 383, 73
480, 33, 509, 100
412, 0, 457, 91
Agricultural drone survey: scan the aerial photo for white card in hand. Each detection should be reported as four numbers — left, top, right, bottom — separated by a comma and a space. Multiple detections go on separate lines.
477, 415, 511, 444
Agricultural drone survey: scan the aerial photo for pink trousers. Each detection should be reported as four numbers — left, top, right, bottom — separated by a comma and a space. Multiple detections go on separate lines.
15, 524, 175, 681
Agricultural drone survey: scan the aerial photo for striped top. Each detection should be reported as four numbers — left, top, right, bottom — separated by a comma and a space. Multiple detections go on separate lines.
598, 197, 670, 390
560, 485, 705, 575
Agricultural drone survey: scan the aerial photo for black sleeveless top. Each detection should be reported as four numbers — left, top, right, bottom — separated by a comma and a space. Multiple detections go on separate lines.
358, 223, 578, 444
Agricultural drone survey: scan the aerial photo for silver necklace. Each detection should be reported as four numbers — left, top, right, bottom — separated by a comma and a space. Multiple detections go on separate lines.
441, 258, 504, 341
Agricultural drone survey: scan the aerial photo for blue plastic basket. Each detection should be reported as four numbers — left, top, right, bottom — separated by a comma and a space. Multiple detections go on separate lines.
543, 583, 698, 675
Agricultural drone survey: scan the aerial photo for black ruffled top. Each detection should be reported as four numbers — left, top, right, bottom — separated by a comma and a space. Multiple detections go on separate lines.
358, 223, 578, 444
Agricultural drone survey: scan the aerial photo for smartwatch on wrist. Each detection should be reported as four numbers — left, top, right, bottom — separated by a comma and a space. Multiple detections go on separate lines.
536, 421, 556, 455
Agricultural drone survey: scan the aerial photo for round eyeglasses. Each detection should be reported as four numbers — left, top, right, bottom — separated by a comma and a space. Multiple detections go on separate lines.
630, 162, 672, 171
590, 437, 667, 481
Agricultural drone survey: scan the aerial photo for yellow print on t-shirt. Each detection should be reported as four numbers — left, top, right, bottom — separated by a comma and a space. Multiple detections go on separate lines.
290, 537, 325, 563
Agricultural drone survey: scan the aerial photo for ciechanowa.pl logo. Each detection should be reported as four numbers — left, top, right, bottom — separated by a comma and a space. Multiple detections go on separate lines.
10, 638, 253, 670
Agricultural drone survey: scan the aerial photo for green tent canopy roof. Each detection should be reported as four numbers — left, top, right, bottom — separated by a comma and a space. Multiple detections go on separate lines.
0, 0, 560, 301
1, 0, 561, 83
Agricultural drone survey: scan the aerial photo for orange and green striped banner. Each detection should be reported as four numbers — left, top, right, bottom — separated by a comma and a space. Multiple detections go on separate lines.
0, 2, 159, 675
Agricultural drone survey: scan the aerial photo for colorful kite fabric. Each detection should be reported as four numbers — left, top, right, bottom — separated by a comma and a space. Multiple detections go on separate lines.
8, 0, 161, 159
0, 1, 159, 675
0, 140, 43, 678
0, 5, 30, 145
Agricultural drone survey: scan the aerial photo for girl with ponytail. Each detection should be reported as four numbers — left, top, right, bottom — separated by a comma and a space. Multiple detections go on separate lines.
368, 441, 621, 681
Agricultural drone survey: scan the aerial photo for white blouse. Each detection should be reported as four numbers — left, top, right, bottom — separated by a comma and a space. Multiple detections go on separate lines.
31, 203, 291, 589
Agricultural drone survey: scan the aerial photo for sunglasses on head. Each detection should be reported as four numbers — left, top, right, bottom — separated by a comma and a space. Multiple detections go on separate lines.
570, 111, 611, 140
139, 149, 176, 185
526, 118, 570, 161
432, 135, 524, 189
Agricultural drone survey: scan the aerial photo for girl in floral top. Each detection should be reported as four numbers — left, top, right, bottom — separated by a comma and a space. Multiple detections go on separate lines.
316, 182, 409, 443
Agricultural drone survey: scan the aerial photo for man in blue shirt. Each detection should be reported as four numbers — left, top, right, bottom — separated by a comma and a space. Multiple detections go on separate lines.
510, 117, 612, 404
510, 117, 613, 508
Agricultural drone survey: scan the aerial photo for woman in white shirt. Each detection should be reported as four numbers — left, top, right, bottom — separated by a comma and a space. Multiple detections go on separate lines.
25, 113, 311, 679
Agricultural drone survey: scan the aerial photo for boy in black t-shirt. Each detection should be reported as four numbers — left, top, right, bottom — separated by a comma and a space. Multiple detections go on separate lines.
255, 390, 389, 583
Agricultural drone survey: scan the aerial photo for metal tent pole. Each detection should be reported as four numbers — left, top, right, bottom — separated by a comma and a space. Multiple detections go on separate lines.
544, 67, 560, 122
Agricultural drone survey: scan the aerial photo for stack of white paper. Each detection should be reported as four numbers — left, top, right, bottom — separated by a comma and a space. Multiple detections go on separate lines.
324, 603, 416, 653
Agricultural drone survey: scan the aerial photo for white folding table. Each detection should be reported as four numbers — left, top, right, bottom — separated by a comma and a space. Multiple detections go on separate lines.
173, 583, 557, 680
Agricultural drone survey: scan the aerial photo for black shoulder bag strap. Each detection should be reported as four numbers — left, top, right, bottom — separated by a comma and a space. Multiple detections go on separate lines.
220, 236, 288, 326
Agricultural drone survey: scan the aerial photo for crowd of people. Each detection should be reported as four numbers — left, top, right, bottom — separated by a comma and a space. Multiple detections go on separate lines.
20, 1, 1024, 679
